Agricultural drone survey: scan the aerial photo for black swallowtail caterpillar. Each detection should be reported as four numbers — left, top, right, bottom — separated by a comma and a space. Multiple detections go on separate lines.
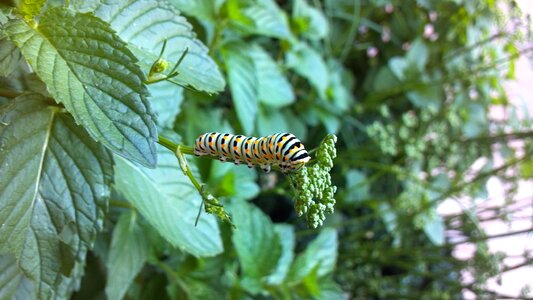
194, 132, 311, 173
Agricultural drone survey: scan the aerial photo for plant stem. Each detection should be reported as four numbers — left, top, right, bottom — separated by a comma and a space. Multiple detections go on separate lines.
0, 88, 22, 99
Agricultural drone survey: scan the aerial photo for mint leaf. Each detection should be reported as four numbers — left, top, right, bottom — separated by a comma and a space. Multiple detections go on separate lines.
266, 224, 295, 285
114, 143, 223, 257
287, 228, 338, 283
5, 8, 158, 167
286, 41, 329, 98
106, 211, 150, 300
73, 0, 225, 93
149, 81, 183, 129
222, 43, 258, 134
292, 0, 329, 40
0, 254, 36, 299
0, 38, 21, 77
250, 44, 294, 108
16, 0, 45, 20
0, 93, 113, 299
230, 201, 282, 292
242, 0, 292, 39
169, 0, 223, 21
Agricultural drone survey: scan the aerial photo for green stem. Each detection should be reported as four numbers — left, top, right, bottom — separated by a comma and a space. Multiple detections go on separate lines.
0, 88, 22, 99
109, 199, 133, 209
175, 145, 202, 191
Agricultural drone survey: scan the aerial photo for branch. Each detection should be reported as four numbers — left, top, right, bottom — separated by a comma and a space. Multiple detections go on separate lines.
448, 227, 533, 246
0, 88, 22, 99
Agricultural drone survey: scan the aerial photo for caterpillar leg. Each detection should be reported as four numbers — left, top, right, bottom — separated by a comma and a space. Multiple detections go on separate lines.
219, 156, 228, 162
260, 164, 271, 173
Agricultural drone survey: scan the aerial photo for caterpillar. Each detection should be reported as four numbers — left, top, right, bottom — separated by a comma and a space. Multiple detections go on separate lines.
194, 132, 311, 173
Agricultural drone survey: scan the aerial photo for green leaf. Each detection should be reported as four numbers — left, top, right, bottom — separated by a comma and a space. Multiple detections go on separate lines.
520, 158, 533, 179
242, 0, 292, 39
230, 201, 282, 292
73, 0, 225, 94
106, 211, 150, 300
250, 44, 294, 108
406, 84, 442, 113
266, 224, 295, 285
0, 37, 22, 77
286, 41, 329, 98
169, 0, 224, 21
15, 0, 45, 20
114, 143, 223, 257
315, 277, 347, 300
405, 38, 429, 72
389, 57, 408, 81
0, 93, 113, 299
423, 212, 445, 245
5, 8, 158, 167
149, 81, 183, 129
292, 0, 329, 40
256, 107, 290, 137
287, 228, 338, 283
0, 254, 36, 300
345, 169, 369, 203
222, 42, 258, 134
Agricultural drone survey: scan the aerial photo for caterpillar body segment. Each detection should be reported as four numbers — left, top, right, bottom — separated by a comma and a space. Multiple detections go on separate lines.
194, 132, 311, 173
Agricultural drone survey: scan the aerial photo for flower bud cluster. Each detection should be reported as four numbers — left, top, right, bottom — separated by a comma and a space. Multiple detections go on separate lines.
292, 134, 338, 228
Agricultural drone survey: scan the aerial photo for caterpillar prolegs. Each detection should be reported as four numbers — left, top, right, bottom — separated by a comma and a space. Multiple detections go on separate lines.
194, 132, 311, 173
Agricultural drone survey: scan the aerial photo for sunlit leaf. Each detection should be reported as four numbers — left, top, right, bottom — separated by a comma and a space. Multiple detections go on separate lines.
222, 42, 258, 134
73, 0, 225, 93
5, 8, 158, 167
114, 142, 223, 257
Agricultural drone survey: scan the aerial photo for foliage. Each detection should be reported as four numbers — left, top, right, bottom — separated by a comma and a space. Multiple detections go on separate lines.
0, 0, 532, 299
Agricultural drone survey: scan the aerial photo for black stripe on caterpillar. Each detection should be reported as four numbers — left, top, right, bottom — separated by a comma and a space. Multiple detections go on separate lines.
194, 132, 311, 173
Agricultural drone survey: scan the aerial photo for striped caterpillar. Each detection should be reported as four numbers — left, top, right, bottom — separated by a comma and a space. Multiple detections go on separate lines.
194, 132, 311, 173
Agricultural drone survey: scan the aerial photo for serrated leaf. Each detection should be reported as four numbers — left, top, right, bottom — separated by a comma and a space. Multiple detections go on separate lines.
106, 211, 150, 300
73, 0, 225, 93
0, 93, 113, 299
287, 228, 337, 283
286, 41, 329, 98
249, 44, 294, 108
0, 38, 22, 77
222, 43, 258, 134
0, 254, 36, 300
15, 0, 45, 20
266, 224, 295, 285
230, 200, 282, 292
5, 7, 158, 167
149, 81, 183, 129
114, 143, 223, 257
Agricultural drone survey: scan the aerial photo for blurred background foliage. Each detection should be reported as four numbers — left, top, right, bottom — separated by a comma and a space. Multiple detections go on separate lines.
12, 0, 529, 299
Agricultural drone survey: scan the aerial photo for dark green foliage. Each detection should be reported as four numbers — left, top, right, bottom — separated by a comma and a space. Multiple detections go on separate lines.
0, 0, 531, 299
